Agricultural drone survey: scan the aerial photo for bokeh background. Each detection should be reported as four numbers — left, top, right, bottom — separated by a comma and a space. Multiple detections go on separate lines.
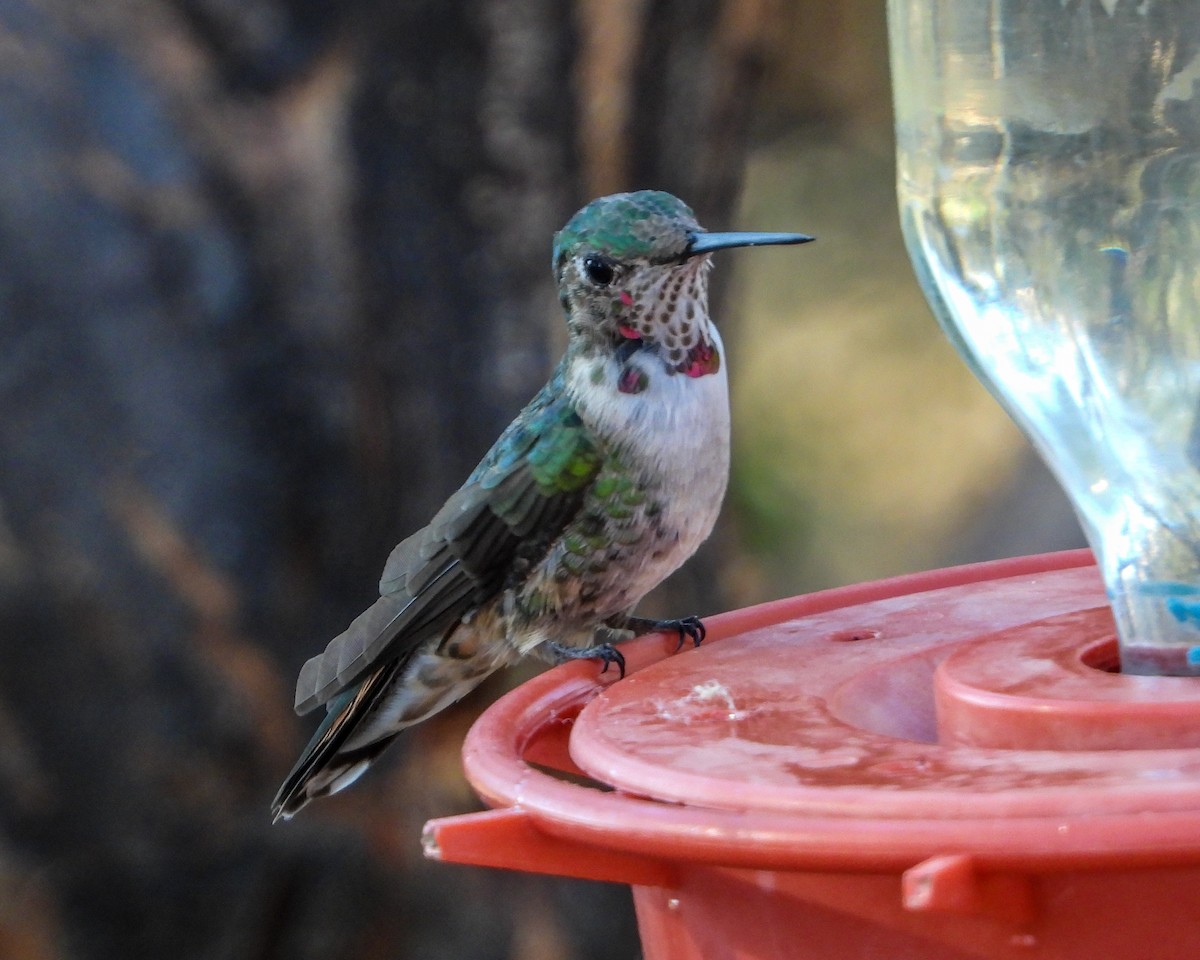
0, 1, 1086, 958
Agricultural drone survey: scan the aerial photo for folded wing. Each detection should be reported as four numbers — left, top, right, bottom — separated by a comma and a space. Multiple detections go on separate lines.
293, 380, 603, 715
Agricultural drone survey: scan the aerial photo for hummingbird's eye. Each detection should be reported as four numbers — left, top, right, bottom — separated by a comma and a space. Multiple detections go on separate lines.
582, 255, 615, 286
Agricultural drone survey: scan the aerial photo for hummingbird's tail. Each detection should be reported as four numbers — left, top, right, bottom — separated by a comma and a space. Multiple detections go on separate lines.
271, 630, 505, 820
270, 660, 402, 821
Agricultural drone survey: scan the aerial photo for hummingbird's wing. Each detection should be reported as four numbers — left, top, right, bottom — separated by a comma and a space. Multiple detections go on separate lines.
292, 379, 603, 715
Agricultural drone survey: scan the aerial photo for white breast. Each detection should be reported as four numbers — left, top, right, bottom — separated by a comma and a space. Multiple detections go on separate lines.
568, 327, 731, 563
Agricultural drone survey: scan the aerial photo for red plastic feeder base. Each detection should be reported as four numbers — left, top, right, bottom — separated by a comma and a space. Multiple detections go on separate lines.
424, 551, 1200, 959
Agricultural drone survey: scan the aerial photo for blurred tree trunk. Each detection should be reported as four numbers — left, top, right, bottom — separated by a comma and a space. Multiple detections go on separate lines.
0, 0, 783, 957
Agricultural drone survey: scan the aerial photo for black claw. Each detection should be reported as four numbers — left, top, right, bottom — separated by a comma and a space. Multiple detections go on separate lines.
596, 644, 627, 679
549, 641, 627, 680
624, 614, 706, 650
664, 616, 706, 651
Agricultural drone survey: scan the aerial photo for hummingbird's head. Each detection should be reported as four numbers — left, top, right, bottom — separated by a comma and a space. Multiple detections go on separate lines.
552, 191, 812, 376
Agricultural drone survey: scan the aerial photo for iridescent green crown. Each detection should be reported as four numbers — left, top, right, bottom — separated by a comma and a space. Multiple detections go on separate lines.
553, 191, 702, 269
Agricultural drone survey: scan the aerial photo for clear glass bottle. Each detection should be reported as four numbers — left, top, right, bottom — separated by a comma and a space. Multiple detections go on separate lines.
889, 1, 1200, 674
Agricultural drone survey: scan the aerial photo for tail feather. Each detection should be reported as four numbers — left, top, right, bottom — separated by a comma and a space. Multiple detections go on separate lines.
272, 641, 500, 819
271, 660, 400, 821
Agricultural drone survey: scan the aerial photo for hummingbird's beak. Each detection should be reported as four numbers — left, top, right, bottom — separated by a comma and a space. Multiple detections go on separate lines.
685, 231, 815, 258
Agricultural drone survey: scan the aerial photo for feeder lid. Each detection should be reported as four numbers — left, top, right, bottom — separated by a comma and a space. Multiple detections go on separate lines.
567, 560, 1200, 823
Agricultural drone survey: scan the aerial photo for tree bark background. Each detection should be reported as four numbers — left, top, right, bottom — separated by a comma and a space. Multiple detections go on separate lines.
0, 0, 784, 956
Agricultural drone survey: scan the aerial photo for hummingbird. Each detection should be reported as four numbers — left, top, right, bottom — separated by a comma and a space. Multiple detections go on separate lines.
271, 190, 812, 820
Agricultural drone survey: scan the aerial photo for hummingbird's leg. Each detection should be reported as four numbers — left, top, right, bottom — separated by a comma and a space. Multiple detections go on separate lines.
622, 615, 706, 651
547, 641, 627, 679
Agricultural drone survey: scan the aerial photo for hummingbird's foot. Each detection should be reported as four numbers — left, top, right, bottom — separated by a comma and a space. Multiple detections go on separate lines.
625, 615, 706, 651
548, 641, 627, 680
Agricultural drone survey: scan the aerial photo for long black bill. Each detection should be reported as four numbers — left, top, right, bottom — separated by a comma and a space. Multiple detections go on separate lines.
686, 231, 815, 257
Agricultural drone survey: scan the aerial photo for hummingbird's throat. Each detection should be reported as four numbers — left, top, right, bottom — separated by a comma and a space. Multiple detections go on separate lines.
613, 323, 719, 395
680, 340, 720, 378
611, 258, 718, 383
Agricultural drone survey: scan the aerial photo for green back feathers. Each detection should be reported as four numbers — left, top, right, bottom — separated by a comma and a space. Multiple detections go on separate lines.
552, 191, 702, 271
475, 369, 603, 497
525, 413, 601, 493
